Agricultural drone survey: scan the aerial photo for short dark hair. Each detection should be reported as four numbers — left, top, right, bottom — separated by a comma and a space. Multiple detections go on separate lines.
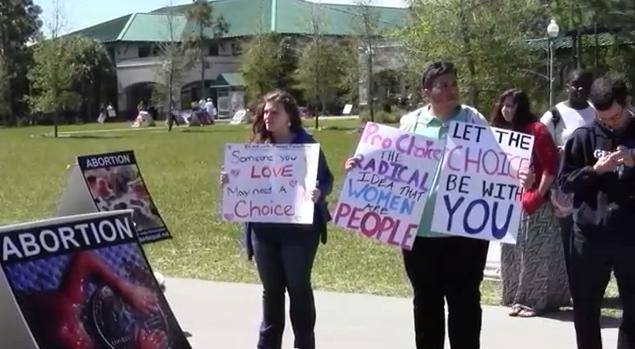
612, 78, 629, 106
590, 77, 628, 111
421, 61, 456, 89
567, 69, 593, 84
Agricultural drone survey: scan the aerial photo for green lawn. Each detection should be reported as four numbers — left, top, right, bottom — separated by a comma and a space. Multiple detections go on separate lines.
0, 120, 619, 314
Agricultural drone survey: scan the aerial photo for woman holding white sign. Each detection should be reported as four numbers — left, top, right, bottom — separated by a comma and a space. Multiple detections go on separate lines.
221, 90, 333, 349
491, 88, 570, 317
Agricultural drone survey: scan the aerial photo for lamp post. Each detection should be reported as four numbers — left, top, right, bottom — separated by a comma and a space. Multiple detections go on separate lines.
365, 45, 375, 122
547, 18, 560, 107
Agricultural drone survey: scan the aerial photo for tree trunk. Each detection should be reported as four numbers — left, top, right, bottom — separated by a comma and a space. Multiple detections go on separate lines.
200, 25, 206, 99
367, 44, 374, 123
467, 57, 478, 107
315, 39, 320, 130
168, 68, 174, 132
4, 44, 15, 125
54, 110, 59, 138
459, 1, 478, 107
84, 80, 91, 123
6, 77, 15, 125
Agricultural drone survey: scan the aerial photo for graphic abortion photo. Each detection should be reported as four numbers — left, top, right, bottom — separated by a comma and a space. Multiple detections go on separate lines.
0, 210, 191, 349
77, 151, 171, 243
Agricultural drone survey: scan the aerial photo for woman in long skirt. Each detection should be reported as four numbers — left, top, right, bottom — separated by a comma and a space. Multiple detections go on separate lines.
491, 88, 570, 317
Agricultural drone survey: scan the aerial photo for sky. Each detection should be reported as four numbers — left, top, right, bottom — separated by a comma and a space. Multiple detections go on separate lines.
34, 0, 408, 34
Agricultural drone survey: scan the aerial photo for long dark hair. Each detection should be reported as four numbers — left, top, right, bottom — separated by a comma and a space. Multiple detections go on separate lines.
490, 88, 537, 130
250, 90, 303, 143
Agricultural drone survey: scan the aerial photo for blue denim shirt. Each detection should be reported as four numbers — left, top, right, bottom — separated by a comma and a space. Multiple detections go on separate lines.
243, 128, 334, 259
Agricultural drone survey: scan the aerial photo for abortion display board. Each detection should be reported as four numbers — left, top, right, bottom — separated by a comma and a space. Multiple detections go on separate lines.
333, 122, 444, 250
221, 143, 320, 224
57, 151, 171, 243
0, 210, 191, 349
431, 121, 534, 243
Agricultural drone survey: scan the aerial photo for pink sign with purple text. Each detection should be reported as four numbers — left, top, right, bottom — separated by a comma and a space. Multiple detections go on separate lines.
333, 122, 444, 250
222, 143, 320, 224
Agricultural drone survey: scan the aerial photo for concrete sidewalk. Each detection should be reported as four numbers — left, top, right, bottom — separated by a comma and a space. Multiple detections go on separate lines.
164, 277, 620, 349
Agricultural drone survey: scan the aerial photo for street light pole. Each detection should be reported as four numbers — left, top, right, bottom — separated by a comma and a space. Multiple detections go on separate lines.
549, 38, 554, 107
547, 18, 560, 107
366, 46, 374, 123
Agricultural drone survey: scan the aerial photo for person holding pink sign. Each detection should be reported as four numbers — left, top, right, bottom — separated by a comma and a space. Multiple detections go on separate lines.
346, 62, 489, 349
221, 90, 333, 349
491, 88, 569, 318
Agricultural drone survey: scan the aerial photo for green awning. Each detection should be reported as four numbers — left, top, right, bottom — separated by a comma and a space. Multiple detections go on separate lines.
212, 73, 245, 87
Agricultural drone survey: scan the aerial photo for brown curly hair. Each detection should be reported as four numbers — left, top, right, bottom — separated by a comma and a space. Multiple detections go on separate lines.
250, 90, 303, 143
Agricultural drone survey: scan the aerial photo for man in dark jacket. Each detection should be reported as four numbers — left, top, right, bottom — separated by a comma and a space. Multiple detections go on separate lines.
560, 77, 635, 349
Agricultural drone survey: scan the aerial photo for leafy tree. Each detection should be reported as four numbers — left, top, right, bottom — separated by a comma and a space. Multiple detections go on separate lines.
27, 37, 81, 136
28, 36, 113, 134
241, 34, 298, 103
354, 0, 382, 122
0, 0, 42, 125
186, 0, 228, 99
338, 38, 361, 107
547, 0, 635, 91
295, 2, 338, 128
296, 39, 345, 127
70, 37, 115, 123
154, 4, 196, 131
401, 0, 546, 112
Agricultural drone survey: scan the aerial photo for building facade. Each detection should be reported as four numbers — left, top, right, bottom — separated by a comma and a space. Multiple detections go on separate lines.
71, 0, 408, 117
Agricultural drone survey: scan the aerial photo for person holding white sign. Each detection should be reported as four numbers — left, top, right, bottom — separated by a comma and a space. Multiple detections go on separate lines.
346, 62, 489, 349
491, 89, 569, 318
560, 77, 635, 349
221, 90, 333, 349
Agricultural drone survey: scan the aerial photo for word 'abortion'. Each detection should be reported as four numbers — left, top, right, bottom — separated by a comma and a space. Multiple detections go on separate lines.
83, 153, 133, 169
2, 217, 134, 263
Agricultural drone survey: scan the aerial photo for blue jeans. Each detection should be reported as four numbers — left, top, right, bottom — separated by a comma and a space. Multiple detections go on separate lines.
252, 224, 320, 349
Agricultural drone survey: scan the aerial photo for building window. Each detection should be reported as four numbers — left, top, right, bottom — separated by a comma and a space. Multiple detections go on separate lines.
138, 45, 151, 58
231, 41, 242, 56
208, 42, 219, 56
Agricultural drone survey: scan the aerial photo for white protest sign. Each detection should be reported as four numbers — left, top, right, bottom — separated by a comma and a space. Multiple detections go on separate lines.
222, 143, 320, 224
431, 121, 534, 243
230, 109, 252, 125
333, 122, 444, 249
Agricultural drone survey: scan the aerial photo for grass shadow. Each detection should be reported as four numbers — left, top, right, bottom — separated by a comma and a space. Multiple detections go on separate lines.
318, 126, 358, 131
178, 126, 249, 134
37, 133, 125, 139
